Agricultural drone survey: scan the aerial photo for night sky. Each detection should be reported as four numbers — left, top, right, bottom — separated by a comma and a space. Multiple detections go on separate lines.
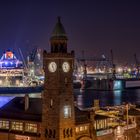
0, 0, 140, 64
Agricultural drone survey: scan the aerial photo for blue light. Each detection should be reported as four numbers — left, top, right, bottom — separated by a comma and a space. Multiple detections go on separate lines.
0, 96, 14, 108
5, 61, 8, 65
0, 51, 23, 68
113, 80, 122, 90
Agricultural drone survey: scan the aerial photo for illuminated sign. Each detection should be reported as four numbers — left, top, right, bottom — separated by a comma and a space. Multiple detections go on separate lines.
15, 135, 30, 140
5, 51, 14, 59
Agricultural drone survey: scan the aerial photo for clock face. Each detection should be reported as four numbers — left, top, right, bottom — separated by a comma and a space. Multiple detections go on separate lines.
48, 62, 57, 72
62, 62, 70, 72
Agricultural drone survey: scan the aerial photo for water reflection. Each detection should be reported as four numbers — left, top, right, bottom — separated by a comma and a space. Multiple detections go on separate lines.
113, 90, 121, 105
1, 89, 140, 109
74, 89, 140, 108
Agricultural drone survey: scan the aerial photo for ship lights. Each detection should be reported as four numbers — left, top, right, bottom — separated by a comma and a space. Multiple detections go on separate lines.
5, 62, 8, 65
127, 68, 131, 72
117, 67, 123, 73
0, 80, 2, 85
0, 50, 23, 69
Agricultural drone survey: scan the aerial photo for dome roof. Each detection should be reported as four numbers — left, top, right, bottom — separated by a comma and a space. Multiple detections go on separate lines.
50, 17, 68, 40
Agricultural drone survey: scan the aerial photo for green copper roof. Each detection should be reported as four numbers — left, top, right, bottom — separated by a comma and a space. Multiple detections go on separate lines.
51, 17, 68, 40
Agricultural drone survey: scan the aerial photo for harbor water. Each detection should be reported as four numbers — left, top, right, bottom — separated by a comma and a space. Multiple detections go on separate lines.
1, 89, 140, 108
74, 89, 140, 108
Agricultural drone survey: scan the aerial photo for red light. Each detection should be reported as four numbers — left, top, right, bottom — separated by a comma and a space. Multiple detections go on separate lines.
6, 51, 13, 59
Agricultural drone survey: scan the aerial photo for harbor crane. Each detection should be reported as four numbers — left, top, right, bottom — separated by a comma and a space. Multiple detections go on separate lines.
134, 53, 140, 78
76, 50, 112, 77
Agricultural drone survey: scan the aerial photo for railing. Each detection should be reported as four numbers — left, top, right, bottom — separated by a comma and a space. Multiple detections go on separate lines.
124, 123, 136, 130
96, 123, 136, 137
96, 129, 113, 136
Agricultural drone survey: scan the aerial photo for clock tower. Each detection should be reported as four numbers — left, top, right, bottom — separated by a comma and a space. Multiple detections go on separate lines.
41, 17, 76, 140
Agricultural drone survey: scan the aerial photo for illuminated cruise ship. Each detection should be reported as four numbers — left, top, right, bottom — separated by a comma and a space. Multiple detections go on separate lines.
0, 50, 24, 87
0, 50, 43, 93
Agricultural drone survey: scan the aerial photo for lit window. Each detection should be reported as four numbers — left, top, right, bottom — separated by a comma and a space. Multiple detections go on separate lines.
75, 127, 79, 133
64, 105, 71, 118
25, 123, 37, 133
0, 120, 9, 129
94, 122, 96, 129
104, 120, 107, 127
80, 126, 83, 131
85, 126, 88, 130
11, 121, 23, 131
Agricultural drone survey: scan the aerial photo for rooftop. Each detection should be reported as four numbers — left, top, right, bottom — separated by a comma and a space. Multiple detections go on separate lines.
0, 97, 42, 122
0, 97, 90, 124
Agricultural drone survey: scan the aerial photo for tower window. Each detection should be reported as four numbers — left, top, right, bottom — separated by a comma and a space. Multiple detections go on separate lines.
50, 99, 53, 108
63, 105, 71, 118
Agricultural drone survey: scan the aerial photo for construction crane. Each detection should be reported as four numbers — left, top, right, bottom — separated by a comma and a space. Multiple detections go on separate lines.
29, 48, 37, 62
18, 48, 28, 70
76, 51, 111, 74
134, 53, 140, 78
110, 49, 116, 79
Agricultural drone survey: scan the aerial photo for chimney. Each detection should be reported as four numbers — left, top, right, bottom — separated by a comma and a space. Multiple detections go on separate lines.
25, 94, 29, 111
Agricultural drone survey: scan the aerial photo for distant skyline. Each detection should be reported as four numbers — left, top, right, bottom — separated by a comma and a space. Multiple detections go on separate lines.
0, 0, 140, 64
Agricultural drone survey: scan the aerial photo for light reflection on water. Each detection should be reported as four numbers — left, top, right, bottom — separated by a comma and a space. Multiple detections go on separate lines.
113, 90, 121, 105
74, 89, 140, 108
1, 89, 140, 108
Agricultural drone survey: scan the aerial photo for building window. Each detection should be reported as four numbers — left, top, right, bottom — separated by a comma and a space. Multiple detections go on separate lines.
0, 120, 9, 129
25, 123, 37, 133
64, 105, 71, 118
85, 126, 88, 130
80, 126, 84, 131
75, 127, 79, 133
50, 99, 53, 108
94, 122, 96, 130
11, 121, 23, 131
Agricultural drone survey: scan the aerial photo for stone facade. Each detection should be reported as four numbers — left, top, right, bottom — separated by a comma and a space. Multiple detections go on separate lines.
41, 18, 76, 140
41, 52, 76, 140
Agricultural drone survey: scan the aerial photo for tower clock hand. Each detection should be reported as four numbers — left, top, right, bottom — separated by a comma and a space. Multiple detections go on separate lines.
52, 65, 54, 71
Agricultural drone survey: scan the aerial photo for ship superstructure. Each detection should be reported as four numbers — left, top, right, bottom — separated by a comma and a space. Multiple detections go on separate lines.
0, 50, 24, 87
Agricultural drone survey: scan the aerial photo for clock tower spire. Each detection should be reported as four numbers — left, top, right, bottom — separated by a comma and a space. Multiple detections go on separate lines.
50, 16, 68, 53
41, 18, 75, 140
